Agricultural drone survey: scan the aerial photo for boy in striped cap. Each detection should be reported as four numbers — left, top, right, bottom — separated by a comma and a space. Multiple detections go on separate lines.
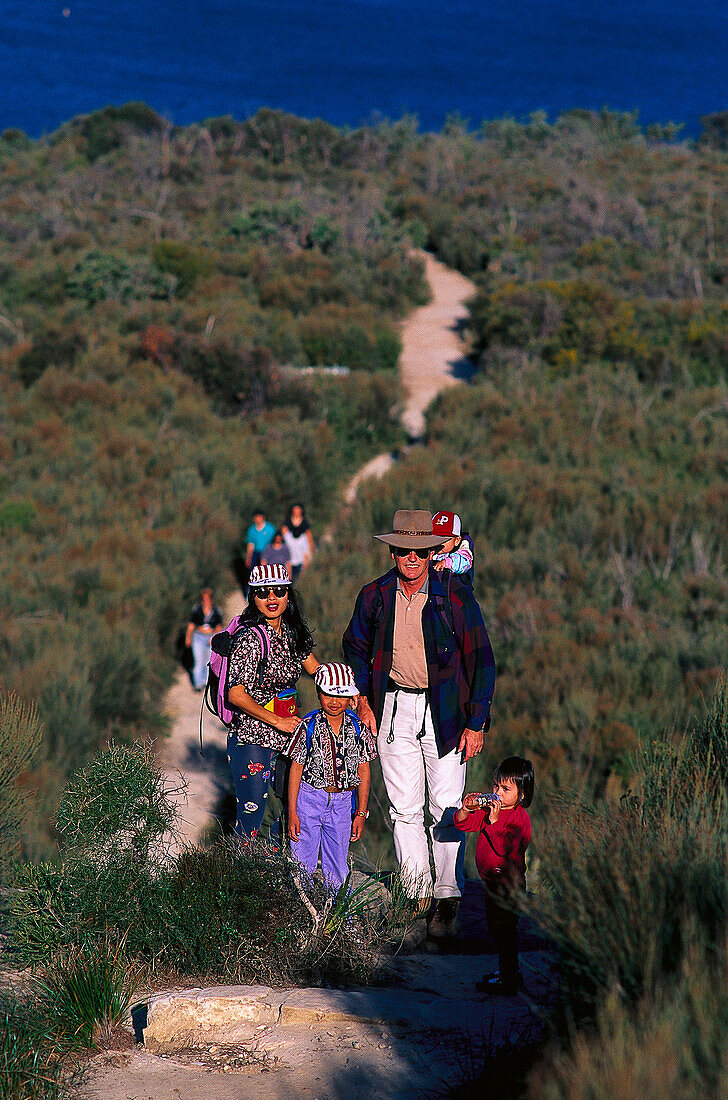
284, 662, 377, 890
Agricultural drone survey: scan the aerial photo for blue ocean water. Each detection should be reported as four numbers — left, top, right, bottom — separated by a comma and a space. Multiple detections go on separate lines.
1, 0, 727, 137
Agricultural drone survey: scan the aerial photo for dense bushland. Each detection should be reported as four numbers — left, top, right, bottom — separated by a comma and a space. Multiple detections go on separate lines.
5, 104, 728, 1093
0, 108, 431, 858
7, 742, 403, 990
524, 679, 728, 1098
2, 741, 404, 1094
6, 104, 728, 856
305, 364, 728, 823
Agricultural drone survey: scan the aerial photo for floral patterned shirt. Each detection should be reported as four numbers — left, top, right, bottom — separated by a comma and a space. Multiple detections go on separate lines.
285, 708, 377, 790
228, 622, 306, 750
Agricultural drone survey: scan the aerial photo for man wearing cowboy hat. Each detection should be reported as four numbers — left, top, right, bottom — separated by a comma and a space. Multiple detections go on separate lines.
343, 509, 496, 940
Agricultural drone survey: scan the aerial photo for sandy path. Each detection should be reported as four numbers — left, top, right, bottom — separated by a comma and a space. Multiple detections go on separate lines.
78, 257, 537, 1100
159, 252, 476, 849
400, 250, 476, 441
158, 594, 242, 853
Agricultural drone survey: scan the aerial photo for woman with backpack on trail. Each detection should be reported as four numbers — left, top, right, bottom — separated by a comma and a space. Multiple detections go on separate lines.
226, 563, 319, 840
185, 587, 224, 691
281, 503, 314, 584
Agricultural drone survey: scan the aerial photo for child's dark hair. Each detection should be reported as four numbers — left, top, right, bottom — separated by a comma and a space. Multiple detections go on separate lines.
239, 589, 314, 656
494, 756, 535, 808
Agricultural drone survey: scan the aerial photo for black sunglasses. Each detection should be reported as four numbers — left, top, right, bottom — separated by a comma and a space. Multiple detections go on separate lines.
394, 547, 431, 559
253, 585, 290, 598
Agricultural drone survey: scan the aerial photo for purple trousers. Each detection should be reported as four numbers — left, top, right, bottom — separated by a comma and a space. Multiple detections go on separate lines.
292, 780, 352, 890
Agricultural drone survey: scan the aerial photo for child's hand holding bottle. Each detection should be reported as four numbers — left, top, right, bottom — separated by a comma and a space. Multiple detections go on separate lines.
461, 791, 501, 823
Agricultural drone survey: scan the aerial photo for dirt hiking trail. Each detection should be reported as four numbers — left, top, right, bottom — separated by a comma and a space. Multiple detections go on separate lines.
78, 254, 557, 1099
158, 251, 476, 850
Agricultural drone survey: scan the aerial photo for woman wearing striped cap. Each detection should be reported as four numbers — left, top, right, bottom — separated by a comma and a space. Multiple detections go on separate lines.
226, 563, 319, 840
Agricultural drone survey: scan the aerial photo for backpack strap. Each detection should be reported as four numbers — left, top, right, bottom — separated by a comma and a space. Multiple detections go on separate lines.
248, 623, 270, 688
345, 709, 363, 739
303, 710, 318, 751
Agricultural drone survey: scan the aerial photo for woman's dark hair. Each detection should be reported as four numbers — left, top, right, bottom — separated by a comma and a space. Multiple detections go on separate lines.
240, 587, 313, 656
494, 756, 535, 808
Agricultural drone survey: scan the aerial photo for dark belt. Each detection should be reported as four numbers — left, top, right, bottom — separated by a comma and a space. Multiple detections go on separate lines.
387, 677, 427, 694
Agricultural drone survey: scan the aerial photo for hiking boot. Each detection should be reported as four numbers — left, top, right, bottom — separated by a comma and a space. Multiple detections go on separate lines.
427, 898, 460, 939
475, 972, 524, 996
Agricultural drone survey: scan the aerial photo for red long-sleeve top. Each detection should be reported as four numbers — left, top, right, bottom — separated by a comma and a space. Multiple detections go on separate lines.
455, 804, 531, 886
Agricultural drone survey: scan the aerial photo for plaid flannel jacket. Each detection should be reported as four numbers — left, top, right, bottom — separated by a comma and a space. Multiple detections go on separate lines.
342, 566, 496, 757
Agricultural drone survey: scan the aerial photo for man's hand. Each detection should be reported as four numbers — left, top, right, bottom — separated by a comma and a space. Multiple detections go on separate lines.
356, 695, 377, 737
457, 727, 483, 762
350, 815, 365, 842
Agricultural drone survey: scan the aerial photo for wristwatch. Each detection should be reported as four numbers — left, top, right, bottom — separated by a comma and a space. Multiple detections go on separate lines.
356, 809, 369, 819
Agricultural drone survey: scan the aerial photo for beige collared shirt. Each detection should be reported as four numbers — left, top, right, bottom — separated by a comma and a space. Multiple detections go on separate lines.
389, 578, 429, 690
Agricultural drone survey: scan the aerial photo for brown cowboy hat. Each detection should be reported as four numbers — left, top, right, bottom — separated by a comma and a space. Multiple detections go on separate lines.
374, 509, 446, 550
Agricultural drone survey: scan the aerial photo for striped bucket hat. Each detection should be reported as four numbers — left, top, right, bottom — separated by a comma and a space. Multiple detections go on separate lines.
248, 563, 291, 588
314, 662, 358, 697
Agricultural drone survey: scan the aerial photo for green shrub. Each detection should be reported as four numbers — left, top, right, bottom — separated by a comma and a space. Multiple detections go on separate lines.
0, 128, 30, 150
530, 678, 728, 1021
36, 936, 138, 1049
17, 330, 86, 387
529, 962, 728, 1099
0, 993, 63, 1100
308, 214, 340, 253
0, 501, 35, 533
229, 200, 306, 244
151, 241, 214, 295
66, 251, 173, 305
172, 335, 274, 414
0, 695, 42, 883
688, 670, 728, 791
298, 306, 401, 370
79, 102, 164, 162
55, 741, 178, 861
9, 839, 383, 989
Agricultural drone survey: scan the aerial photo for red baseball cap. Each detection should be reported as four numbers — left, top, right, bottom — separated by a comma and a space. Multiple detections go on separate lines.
432, 511, 462, 538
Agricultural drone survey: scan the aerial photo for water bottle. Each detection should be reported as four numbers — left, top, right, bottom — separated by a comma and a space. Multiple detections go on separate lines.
464, 792, 501, 809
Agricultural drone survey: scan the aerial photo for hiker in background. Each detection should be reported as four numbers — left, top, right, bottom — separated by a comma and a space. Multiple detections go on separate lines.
456, 756, 534, 995
243, 508, 276, 597
285, 662, 376, 891
185, 587, 223, 692
343, 509, 496, 946
226, 564, 319, 840
431, 511, 474, 586
281, 503, 314, 584
261, 529, 291, 571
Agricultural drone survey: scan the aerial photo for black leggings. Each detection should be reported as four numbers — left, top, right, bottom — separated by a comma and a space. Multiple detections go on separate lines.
484, 886, 520, 982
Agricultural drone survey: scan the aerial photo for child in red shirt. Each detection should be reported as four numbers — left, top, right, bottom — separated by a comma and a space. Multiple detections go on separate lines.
455, 756, 534, 995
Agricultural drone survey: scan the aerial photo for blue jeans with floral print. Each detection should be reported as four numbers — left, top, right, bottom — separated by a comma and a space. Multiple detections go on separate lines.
227, 737, 279, 840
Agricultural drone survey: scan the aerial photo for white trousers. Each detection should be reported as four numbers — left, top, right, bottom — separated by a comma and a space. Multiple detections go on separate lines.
378, 689, 466, 899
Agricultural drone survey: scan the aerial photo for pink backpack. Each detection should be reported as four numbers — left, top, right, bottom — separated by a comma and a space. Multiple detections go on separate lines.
199, 619, 269, 754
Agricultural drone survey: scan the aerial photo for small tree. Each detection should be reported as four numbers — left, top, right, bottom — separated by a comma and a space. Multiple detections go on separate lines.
55, 741, 181, 866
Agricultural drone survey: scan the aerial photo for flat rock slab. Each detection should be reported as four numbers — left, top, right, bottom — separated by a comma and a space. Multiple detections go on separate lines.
140, 974, 543, 1054
144, 985, 281, 1051
280, 986, 475, 1030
